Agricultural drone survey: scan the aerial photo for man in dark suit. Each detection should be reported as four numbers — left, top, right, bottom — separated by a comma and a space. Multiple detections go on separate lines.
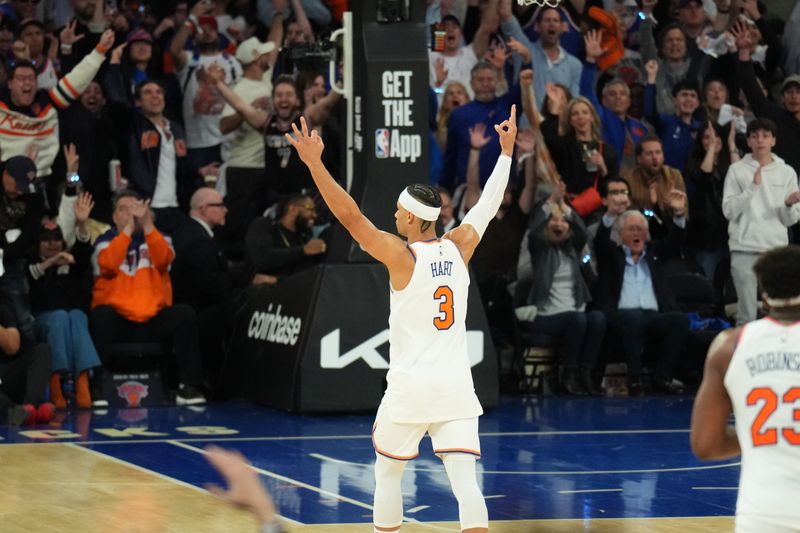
593, 188, 690, 395
171, 188, 235, 390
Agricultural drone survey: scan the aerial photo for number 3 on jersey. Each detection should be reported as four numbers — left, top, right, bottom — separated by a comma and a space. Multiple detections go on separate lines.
433, 286, 454, 330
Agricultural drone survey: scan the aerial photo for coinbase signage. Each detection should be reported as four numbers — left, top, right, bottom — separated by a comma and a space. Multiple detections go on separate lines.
224, 264, 498, 413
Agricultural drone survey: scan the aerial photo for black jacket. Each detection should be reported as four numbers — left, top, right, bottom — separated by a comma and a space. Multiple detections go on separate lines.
59, 103, 124, 224
685, 167, 728, 250
171, 218, 234, 311
245, 218, 319, 279
125, 111, 200, 211
592, 217, 684, 314
0, 192, 45, 263
738, 58, 800, 174
26, 239, 93, 312
542, 131, 618, 197
707, 17, 782, 108
105, 68, 199, 210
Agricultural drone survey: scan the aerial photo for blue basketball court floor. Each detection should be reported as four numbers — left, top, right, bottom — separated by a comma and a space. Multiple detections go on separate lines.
0, 395, 739, 530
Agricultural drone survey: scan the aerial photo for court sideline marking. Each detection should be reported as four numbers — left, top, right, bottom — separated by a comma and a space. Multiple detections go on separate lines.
68, 443, 305, 525
0, 427, 694, 447
167, 440, 457, 532
307, 452, 741, 475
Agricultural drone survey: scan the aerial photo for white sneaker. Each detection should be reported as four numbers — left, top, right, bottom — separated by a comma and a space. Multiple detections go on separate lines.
176, 384, 206, 406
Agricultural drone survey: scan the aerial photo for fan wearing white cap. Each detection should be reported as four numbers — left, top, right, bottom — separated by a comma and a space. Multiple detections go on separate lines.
170, 0, 243, 165
287, 106, 517, 533
220, 36, 277, 170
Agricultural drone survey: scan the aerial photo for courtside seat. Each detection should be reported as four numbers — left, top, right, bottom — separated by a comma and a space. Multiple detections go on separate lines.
511, 277, 559, 395
515, 326, 559, 396
101, 342, 171, 407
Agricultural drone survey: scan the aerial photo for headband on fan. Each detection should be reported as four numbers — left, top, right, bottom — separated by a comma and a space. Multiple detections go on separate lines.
398, 189, 440, 221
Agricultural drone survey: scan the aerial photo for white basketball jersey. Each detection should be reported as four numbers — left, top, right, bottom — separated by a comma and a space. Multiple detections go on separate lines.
724, 318, 800, 532
382, 238, 483, 424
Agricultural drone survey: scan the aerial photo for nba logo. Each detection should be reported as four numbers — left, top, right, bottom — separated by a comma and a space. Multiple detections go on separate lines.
375, 129, 390, 159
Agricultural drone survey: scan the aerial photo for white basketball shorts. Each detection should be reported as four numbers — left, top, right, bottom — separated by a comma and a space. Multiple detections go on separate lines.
371, 404, 480, 461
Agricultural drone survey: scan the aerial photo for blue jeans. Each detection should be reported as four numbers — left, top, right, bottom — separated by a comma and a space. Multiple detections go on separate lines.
34, 309, 101, 375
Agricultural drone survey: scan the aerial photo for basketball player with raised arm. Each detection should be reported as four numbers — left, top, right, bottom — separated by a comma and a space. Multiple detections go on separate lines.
690, 245, 800, 533
286, 107, 517, 532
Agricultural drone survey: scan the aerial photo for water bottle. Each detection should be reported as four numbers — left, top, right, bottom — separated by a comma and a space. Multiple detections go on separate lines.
109, 159, 122, 191
582, 144, 598, 173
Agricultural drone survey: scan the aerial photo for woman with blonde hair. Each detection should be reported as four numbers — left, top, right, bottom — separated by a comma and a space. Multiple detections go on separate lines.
525, 82, 618, 219
436, 81, 471, 152
558, 96, 604, 141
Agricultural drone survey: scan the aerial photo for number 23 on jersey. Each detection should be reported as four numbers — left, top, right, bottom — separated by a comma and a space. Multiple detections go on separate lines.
748, 386, 800, 447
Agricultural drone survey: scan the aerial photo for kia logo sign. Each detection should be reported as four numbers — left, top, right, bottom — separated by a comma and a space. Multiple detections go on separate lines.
320, 329, 484, 369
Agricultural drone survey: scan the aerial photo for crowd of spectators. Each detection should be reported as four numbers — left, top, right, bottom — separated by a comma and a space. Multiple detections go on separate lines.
431, 0, 800, 396
0, 0, 346, 423
2, 0, 800, 422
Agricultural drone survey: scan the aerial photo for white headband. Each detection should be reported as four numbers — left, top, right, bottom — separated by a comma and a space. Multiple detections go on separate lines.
398, 189, 441, 221
764, 294, 800, 308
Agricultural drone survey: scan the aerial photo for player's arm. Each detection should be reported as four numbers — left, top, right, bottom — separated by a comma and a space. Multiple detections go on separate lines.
445, 105, 517, 264
690, 328, 741, 461
286, 118, 410, 269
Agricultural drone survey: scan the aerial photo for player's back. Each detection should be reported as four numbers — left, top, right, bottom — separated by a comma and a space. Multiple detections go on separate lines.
383, 238, 482, 424
724, 317, 800, 532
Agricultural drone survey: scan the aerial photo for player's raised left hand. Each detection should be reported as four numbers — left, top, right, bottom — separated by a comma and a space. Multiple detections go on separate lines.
286, 116, 325, 166
496, 104, 517, 157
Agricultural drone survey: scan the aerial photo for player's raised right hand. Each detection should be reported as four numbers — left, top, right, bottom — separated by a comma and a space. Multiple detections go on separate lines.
286, 116, 325, 166
495, 104, 517, 157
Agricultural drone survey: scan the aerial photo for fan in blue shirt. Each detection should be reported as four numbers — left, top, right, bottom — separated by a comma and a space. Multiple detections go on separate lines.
644, 59, 702, 176
500, 3, 582, 109
438, 62, 521, 192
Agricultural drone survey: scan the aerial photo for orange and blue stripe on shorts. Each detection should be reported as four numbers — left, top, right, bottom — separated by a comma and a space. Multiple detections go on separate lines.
434, 447, 481, 458
371, 422, 418, 461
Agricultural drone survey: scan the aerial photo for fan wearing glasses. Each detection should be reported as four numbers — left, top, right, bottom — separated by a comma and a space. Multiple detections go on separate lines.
172, 187, 232, 312
171, 188, 235, 392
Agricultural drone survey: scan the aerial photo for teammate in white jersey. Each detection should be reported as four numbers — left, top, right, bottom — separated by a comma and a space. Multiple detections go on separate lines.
691, 245, 800, 533
287, 108, 516, 532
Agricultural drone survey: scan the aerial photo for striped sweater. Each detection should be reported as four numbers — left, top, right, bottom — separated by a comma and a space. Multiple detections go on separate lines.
91, 228, 175, 323
0, 46, 108, 177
